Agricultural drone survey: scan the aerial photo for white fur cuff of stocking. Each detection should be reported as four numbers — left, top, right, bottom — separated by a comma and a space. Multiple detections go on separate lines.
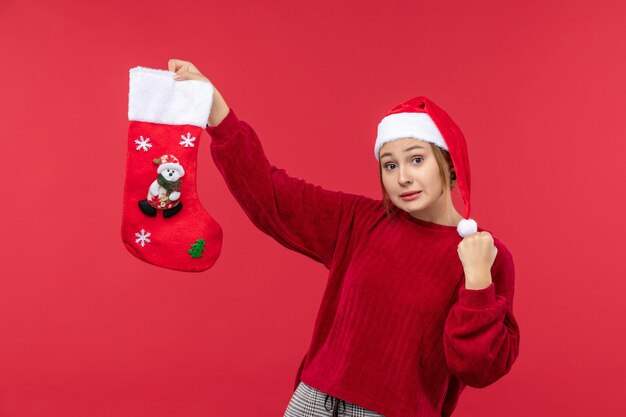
128, 66, 214, 128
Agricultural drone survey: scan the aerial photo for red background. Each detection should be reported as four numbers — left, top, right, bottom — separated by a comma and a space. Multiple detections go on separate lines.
1, 0, 625, 416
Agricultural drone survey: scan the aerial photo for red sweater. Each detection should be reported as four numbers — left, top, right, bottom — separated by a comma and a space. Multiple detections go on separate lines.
206, 108, 520, 417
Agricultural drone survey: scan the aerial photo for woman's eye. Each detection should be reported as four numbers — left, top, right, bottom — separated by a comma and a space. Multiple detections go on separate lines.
384, 163, 396, 170
412, 157, 423, 164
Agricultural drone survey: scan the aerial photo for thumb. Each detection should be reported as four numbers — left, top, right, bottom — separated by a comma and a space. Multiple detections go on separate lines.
173, 70, 206, 82
173, 70, 190, 80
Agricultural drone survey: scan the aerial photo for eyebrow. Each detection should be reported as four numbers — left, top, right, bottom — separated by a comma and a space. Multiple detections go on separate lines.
380, 145, 426, 159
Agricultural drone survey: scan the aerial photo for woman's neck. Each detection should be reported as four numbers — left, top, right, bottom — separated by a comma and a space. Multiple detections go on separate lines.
405, 208, 463, 226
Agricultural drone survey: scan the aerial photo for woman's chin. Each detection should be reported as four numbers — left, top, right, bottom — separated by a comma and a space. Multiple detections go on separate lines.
393, 198, 422, 213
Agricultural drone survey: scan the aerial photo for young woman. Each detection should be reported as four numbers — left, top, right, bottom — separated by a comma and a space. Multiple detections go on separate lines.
168, 59, 520, 417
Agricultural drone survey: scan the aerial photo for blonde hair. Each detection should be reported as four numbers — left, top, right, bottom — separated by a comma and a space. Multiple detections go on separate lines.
379, 142, 456, 218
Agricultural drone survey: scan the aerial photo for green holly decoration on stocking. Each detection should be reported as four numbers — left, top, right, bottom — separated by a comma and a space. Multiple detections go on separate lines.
188, 238, 206, 258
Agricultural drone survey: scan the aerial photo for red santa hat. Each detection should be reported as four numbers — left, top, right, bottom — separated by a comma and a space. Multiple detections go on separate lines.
375, 96, 477, 238
153, 154, 185, 176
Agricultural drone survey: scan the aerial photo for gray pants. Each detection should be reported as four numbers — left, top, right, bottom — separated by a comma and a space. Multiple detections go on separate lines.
284, 381, 386, 417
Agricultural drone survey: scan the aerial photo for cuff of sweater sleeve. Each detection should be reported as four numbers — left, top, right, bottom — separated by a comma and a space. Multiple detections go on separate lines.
205, 107, 239, 141
458, 282, 497, 309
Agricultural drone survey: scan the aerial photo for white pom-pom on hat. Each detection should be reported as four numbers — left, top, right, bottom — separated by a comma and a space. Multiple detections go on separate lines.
457, 218, 478, 237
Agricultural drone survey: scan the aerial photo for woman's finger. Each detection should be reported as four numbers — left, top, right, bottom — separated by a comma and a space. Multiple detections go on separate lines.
168, 58, 183, 72
168, 58, 190, 73
174, 70, 202, 81
173, 70, 186, 80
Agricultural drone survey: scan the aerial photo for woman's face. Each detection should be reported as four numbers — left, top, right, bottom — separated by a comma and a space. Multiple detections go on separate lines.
379, 138, 449, 220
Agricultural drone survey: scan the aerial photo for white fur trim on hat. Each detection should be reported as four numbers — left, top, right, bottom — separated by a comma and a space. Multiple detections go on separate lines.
375, 112, 448, 160
128, 66, 214, 128
457, 218, 478, 237
157, 163, 185, 176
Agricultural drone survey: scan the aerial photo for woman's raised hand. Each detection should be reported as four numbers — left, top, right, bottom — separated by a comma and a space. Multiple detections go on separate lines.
168, 59, 210, 82
167, 58, 230, 127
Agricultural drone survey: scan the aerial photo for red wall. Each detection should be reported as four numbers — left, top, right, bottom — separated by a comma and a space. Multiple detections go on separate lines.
1, 0, 625, 416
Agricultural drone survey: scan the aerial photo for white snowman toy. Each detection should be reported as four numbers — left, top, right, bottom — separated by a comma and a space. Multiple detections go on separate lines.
138, 154, 185, 218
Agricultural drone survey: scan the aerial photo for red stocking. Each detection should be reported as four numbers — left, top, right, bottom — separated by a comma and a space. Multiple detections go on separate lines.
121, 66, 222, 272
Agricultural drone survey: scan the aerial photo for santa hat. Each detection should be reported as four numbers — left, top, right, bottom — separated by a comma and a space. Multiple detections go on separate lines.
375, 96, 477, 238
153, 154, 185, 176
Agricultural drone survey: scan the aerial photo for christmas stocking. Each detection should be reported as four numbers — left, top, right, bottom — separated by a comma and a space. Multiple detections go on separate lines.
121, 66, 222, 272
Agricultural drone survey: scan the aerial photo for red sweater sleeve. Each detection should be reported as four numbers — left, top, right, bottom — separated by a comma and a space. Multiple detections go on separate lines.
443, 238, 521, 388
206, 108, 352, 269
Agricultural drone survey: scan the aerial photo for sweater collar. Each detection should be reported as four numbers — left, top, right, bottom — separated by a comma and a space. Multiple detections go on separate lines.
398, 209, 460, 232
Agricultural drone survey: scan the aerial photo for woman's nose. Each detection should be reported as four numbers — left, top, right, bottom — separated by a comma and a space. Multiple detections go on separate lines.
398, 166, 412, 184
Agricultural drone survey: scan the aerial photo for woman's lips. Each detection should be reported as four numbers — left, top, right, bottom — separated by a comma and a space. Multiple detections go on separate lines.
400, 191, 422, 201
